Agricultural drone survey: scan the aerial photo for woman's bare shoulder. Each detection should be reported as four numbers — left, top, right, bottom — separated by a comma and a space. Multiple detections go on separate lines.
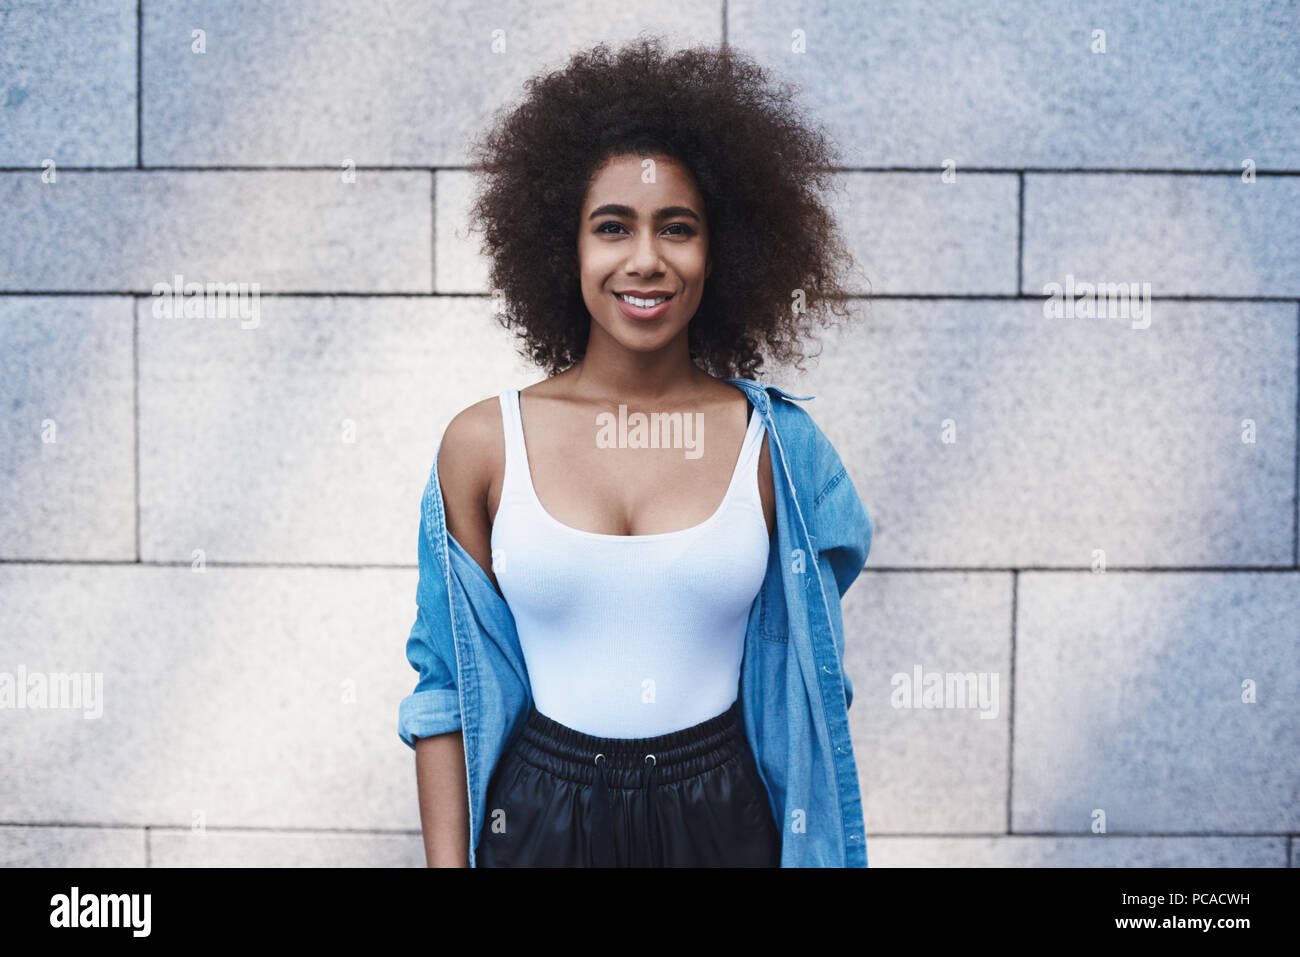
441, 372, 566, 468
441, 394, 505, 457
437, 394, 507, 509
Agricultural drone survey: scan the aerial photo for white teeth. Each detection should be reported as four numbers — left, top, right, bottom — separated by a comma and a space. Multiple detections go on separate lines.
617, 293, 669, 307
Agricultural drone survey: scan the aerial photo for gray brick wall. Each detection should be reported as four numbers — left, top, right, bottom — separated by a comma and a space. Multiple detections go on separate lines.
1, 0, 1295, 867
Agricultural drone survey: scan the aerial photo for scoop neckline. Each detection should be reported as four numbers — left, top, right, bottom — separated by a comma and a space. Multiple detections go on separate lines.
512, 387, 763, 542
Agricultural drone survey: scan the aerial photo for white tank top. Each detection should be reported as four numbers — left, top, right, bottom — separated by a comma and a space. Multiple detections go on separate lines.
490, 388, 771, 737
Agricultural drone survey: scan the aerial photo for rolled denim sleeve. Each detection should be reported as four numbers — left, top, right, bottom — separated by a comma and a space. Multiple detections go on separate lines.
813, 453, 873, 713
397, 485, 463, 749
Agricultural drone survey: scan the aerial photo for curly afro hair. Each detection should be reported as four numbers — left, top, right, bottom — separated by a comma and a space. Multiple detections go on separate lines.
464, 35, 862, 381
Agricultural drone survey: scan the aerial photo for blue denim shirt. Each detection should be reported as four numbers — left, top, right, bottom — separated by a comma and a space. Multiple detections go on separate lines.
398, 378, 873, 866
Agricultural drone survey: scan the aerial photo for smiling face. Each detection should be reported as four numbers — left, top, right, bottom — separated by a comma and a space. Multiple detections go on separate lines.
575, 152, 711, 359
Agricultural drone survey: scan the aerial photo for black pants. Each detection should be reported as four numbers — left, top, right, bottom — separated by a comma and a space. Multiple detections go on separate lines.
475, 697, 781, 867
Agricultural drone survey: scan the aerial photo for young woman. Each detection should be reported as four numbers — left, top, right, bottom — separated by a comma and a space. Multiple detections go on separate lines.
400, 37, 873, 867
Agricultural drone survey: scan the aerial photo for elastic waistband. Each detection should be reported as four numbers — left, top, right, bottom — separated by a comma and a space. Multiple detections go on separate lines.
514, 698, 748, 787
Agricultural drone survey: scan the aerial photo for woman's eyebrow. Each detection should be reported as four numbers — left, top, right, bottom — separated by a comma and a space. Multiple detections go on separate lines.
588, 203, 701, 222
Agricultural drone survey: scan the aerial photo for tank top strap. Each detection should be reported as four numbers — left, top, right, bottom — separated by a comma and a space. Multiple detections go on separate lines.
738, 399, 766, 464
497, 388, 529, 498
727, 399, 767, 508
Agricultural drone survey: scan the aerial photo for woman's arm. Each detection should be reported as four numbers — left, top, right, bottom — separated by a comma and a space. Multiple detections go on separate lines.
410, 398, 502, 866
415, 731, 470, 867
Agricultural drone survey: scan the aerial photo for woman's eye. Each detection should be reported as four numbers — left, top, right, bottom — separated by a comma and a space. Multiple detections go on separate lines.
596, 222, 694, 236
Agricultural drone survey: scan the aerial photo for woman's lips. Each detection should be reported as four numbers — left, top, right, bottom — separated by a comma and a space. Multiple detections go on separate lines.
613, 291, 674, 321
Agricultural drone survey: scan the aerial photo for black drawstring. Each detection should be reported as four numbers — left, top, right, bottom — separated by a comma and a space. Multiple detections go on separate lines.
642, 754, 658, 867
590, 751, 658, 867
590, 754, 615, 867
